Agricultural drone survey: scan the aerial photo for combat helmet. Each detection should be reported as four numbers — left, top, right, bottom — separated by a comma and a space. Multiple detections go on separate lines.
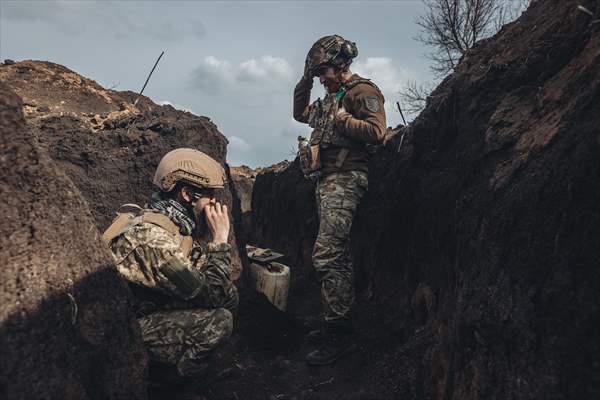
153, 148, 225, 192
306, 35, 358, 77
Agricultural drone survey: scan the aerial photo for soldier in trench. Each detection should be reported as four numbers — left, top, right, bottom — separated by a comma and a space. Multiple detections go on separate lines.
294, 35, 387, 365
103, 148, 238, 382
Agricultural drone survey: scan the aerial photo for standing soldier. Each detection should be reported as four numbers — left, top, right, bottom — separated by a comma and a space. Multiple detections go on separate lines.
103, 148, 238, 382
294, 35, 386, 365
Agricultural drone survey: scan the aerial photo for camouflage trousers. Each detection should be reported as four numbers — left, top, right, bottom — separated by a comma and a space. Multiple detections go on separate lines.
313, 170, 368, 324
138, 307, 233, 377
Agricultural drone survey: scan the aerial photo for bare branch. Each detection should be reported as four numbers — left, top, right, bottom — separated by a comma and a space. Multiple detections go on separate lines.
398, 79, 436, 117
415, 0, 529, 78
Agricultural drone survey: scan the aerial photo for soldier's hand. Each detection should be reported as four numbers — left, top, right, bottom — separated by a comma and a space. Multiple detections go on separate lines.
303, 57, 314, 82
204, 202, 230, 245
335, 108, 351, 131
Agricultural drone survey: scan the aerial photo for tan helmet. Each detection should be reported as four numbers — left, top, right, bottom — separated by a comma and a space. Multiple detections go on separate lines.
153, 148, 225, 192
306, 35, 358, 77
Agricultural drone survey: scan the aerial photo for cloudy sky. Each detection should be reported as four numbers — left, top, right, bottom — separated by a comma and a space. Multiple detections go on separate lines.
1, 0, 435, 167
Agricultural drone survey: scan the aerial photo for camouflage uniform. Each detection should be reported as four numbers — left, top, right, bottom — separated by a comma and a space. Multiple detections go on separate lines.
110, 219, 238, 377
313, 170, 368, 323
294, 35, 386, 364
295, 74, 385, 329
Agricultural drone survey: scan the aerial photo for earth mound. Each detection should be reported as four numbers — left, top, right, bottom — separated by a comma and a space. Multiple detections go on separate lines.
249, 0, 600, 398
0, 82, 147, 399
0, 60, 244, 279
230, 162, 290, 255
230, 165, 258, 243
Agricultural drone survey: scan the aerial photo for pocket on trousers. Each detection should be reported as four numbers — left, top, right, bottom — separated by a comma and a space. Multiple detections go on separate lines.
341, 172, 368, 211
319, 171, 367, 211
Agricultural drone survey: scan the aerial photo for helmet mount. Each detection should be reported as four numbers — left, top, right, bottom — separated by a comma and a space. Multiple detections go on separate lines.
306, 35, 358, 78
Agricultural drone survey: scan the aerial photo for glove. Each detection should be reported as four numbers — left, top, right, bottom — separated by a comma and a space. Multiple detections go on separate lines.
303, 64, 311, 81
302, 52, 315, 82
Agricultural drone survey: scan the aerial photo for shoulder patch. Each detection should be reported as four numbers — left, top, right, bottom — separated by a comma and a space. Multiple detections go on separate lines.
365, 96, 380, 113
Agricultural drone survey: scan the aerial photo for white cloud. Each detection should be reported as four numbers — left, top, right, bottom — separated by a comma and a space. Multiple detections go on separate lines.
157, 100, 193, 113
228, 136, 252, 152
353, 57, 416, 124
205, 56, 232, 70
190, 55, 293, 96
238, 56, 292, 81
353, 57, 412, 95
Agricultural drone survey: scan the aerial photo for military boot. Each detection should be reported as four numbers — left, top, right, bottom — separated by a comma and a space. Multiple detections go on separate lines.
306, 326, 328, 344
305, 321, 357, 366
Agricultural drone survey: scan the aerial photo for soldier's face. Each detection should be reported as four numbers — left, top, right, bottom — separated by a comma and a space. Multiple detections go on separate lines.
192, 191, 216, 220
318, 66, 341, 93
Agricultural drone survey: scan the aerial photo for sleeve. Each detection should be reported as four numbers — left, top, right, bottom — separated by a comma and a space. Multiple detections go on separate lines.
293, 77, 314, 123
149, 241, 237, 310
337, 84, 387, 144
193, 242, 238, 311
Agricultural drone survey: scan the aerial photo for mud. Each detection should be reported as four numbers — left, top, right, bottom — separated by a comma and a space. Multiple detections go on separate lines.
0, 82, 147, 399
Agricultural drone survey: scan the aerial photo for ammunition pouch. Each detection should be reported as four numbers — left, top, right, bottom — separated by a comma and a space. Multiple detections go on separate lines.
308, 95, 364, 151
298, 140, 321, 179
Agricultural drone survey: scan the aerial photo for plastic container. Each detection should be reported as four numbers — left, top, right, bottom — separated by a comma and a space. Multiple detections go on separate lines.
250, 261, 290, 311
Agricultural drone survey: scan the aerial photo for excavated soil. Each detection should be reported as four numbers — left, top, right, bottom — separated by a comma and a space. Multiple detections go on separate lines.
229, 166, 257, 243
0, 61, 244, 280
249, 1, 600, 399
0, 82, 147, 399
230, 162, 291, 265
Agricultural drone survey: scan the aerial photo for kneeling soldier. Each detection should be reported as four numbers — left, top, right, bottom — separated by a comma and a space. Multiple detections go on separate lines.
104, 148, 238, 380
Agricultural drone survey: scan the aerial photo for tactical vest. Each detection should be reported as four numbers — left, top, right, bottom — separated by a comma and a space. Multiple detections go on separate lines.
102, 204, 193, 258
299, 78, 381, 177
308, 78, 380, 150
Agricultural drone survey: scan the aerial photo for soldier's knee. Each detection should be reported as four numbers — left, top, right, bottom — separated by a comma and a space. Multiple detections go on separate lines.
214, 308, 234, 344
224, 284, 239, 314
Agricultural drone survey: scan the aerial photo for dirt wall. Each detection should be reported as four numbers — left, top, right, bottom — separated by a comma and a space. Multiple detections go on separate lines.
0, 82, 147, 399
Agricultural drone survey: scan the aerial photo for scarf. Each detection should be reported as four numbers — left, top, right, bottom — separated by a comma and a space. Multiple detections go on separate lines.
148, 197, 196, 236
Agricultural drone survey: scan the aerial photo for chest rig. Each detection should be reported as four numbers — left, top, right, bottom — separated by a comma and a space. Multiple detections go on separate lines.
298, 78, 379, 179
102, 204, 194, 258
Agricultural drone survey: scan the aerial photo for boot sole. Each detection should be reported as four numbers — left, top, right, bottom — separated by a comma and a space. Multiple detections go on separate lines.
306, 343, 358, 366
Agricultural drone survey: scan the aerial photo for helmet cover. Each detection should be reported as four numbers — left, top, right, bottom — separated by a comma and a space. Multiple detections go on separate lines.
305, 35, 358, 76
153, 148, 225, 192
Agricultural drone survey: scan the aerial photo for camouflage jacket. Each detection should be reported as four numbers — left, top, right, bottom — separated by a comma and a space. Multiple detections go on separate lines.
109, 220, 236, 311
293, 73, 386, 175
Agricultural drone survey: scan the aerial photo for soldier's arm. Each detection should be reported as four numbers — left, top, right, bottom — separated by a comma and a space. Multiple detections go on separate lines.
150, 242, 237, 310
337, 84, 387, 144
293, 77, 313, 123
193, 242, 238, 311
